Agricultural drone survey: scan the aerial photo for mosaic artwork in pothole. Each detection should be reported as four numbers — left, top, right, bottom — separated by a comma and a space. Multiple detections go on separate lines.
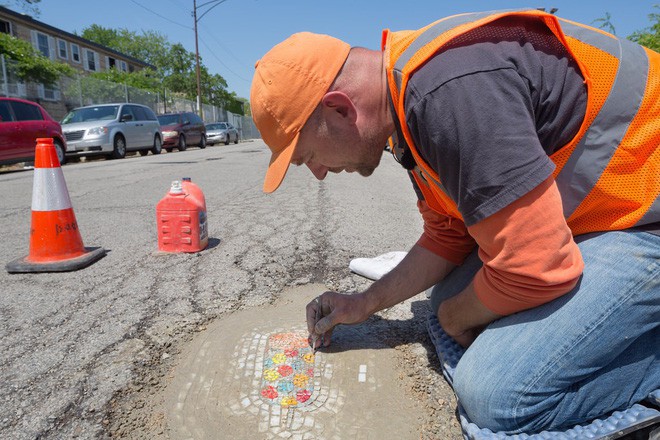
225, 326, 344, 439
260, 332, 316, 408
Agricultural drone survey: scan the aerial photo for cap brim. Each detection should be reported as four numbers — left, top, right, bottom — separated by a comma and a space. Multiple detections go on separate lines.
263, 131, 300, 193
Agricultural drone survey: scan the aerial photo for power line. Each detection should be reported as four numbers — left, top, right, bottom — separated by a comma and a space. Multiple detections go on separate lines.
198, 35, 250, 82
129, 0, 191, 30
199, 23, 251, 69
197, 0, 229, 21
163, 0, 189, 13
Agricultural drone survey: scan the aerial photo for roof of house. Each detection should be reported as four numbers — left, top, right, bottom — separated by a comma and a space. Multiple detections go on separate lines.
0, 5, 156, 69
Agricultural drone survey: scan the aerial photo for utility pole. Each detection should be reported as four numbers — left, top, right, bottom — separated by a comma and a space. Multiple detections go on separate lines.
193, 0, 227, 120
193, 0, 202, 119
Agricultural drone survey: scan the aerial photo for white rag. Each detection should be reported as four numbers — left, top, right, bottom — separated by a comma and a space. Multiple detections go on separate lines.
349, 251, 407, 280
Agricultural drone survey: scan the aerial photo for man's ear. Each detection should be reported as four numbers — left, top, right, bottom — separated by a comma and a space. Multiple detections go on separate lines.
321, 91, 357, 125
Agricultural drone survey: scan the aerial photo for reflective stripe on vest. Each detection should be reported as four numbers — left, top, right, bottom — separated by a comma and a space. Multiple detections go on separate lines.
385, 10, 660, 233
553, 21, 648, 219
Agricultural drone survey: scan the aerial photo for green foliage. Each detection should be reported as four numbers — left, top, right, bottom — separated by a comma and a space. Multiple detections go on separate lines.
80, 24, 245, 114
80, 25, 172, 69
628, 6, 660, 52
592, 12, 616, 35
89, 67, 161, 91
5, 0, 40, 15
0, 32, 74, 86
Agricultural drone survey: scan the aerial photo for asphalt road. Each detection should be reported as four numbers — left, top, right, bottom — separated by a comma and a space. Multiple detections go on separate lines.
0, 141, 462, 439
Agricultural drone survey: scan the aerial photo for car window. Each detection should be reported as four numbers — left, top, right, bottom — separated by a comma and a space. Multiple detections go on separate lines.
143, 107, 157, 121
0, 101, 13, 122
120, 105, 135, 121
131, 105, 148, 121
157, 114, 181, 125
62, 105, 119, 123
218, 123, 227, 129
191, 114, 202, 125
11, 101, 43, 121
182, 113, 192, 124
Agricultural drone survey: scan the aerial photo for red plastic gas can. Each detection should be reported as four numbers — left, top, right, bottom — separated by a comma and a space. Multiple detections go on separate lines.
181, 177, 206, 211
156, 180, 208, 252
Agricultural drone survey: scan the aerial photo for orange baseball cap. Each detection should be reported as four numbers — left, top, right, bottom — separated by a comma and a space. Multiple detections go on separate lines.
251, 32, 350, 193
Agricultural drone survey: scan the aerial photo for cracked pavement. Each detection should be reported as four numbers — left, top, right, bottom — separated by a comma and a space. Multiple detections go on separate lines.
0, 141, 462, 439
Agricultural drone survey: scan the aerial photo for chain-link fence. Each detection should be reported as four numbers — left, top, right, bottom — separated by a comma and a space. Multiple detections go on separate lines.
1, 57, 259, 141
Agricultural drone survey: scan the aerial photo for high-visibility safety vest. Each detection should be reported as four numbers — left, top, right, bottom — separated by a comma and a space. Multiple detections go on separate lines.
383, 9, 660, 235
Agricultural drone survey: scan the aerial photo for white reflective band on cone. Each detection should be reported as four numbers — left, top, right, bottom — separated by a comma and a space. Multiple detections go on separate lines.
31, 168, 73, 211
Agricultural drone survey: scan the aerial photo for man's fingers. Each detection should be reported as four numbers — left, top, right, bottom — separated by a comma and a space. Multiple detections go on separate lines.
314, 315, 334, 335
322, 326, 334, 347
305, 299, 320, 334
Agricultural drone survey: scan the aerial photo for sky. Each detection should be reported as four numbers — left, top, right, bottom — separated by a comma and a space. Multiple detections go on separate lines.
13, 0, 660, 100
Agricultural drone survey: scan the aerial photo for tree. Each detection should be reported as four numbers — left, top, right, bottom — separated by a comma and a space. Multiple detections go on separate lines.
592, 12, 616, 35
5, 0, 40, 15
0, 32, 74, 86
628, 6, 660, 52
79, 24, 246, 114
80, 26, 172, 69
89, 67, 161, 91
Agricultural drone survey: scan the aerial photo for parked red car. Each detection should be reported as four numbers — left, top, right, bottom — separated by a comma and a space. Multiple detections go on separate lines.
157, 111, 206, 152
0, 97, 67, 166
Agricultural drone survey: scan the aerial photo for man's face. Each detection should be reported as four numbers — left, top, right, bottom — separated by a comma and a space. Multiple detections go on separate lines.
290, 120, 385, 181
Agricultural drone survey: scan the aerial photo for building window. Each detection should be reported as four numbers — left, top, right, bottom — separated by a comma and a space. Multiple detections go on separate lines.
106, 56, 116, 70
0, 56, 27, 97
119, 60, 128, 72
57, 39, 68, 60
84, 49, 99, 71
0, 19, 11, 34
71, 43, 80, 63
36, 32, 50, 57
38, 83, 61, 101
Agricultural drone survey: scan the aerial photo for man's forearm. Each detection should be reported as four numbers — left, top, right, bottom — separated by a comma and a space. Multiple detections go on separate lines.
361, 243, 456, 315
438, 281, 502, 347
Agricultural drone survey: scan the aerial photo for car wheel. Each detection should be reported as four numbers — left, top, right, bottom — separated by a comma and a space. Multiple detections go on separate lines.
165, 148, 173, 153
53, 138, 67, 165
199, 135, 206, 149
224, 135, 230, 146
234, 135, 239, 145
152, 135, 162, 155
139, 150, 149, 156
111, 135, 126, 159
178, 134, 187, 151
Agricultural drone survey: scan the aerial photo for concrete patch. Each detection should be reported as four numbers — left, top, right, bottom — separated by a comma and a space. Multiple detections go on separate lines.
162, 284, 423, 439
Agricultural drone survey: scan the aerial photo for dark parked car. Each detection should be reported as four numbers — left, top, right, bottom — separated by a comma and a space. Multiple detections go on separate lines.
205, 122, 239, 145
61, 103, 162, 159
0, 97, 67, 166
157, 112, 206, 152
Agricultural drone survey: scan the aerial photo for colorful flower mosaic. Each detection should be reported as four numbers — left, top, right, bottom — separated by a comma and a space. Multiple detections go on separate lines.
260, 332, 315, 407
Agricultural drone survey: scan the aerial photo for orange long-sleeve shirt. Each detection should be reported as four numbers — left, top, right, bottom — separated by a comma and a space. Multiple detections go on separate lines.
416, 176, 584, 315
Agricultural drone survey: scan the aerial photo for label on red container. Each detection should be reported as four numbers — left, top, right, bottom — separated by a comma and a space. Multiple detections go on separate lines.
199, 210, 208, 242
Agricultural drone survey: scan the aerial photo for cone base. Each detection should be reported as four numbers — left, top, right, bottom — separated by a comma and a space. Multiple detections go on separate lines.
6, 247, 106, 273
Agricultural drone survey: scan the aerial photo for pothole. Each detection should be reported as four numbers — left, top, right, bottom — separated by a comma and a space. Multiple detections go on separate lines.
161, 284, 424, 439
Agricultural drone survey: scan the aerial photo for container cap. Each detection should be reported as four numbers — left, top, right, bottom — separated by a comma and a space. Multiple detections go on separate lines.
170, 180, 184, 194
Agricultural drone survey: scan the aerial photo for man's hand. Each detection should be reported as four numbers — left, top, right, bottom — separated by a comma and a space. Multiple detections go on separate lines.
437, 281, 501, 348
305, 244, 457, 348
306, 291, 370, 349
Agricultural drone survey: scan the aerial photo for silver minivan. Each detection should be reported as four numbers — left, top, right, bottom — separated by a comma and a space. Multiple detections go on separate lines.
61, 103, 162, 159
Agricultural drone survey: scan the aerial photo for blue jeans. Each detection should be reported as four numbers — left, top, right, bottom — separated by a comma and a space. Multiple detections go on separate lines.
430, 229, 660, 434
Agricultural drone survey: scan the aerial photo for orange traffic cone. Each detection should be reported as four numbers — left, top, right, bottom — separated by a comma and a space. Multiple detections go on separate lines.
6, 138, 105, 273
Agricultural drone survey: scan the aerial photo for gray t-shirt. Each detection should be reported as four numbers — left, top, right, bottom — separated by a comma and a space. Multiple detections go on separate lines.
402, 16, 587, 226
